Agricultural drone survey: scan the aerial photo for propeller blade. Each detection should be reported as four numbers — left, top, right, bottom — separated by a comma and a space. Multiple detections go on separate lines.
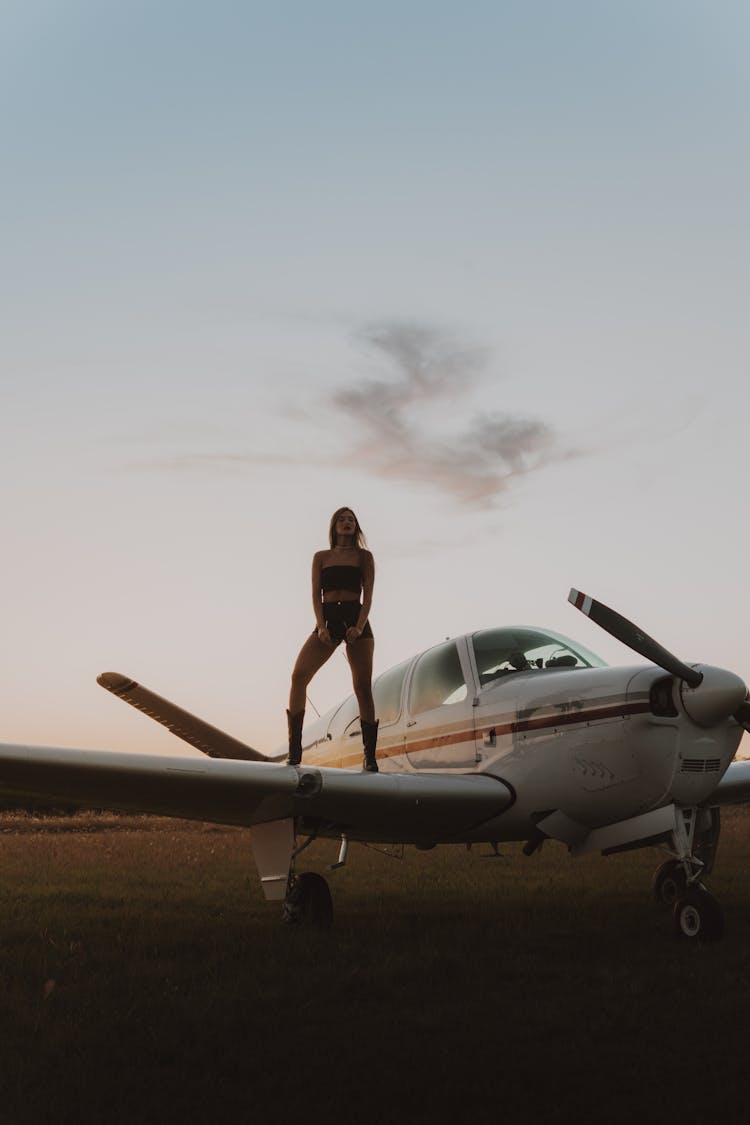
568, 588, 703, 688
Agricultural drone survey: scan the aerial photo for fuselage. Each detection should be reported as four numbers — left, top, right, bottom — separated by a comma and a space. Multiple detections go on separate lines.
285, 626, 744, 844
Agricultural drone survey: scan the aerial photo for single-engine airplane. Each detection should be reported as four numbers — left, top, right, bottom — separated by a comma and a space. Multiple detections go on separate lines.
2, 589, 750, 940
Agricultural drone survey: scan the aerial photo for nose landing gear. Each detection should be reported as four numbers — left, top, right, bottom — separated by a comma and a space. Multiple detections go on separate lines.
652, 859, 687, 906
652, 807, 724, 941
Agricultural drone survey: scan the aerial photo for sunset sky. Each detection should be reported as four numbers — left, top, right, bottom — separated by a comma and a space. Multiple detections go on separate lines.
2, 0, 748, 757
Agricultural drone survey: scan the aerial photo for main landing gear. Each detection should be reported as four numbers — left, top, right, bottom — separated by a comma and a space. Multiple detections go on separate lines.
281, 832, 346, 929
282, 871, 333, 928
652, 807, 724, 941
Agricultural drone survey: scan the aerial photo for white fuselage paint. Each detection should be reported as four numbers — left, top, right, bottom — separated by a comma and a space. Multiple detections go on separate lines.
290, 631, 744, 846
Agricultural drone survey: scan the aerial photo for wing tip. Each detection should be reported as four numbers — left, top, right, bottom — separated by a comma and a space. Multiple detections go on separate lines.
97, 672, 138, 696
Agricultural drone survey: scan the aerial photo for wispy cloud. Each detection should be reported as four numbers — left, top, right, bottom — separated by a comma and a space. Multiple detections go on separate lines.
331, 321, 561, 507
131, 319, 568, 507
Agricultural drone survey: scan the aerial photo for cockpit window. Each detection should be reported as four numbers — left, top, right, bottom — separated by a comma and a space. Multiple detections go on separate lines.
326, 659, 410, 738
409, 640, 468, 714
472, 627, 605, 686
372, 659, 410, 725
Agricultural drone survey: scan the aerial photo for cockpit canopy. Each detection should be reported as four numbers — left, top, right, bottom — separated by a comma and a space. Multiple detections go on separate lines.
472, 626, 605, 687
321, 626, 607, 743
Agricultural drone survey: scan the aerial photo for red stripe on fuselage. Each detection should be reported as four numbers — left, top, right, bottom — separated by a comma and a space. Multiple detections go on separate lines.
507, 699, 652, 734
401, 699, 651, 759
310, 697, 652, 767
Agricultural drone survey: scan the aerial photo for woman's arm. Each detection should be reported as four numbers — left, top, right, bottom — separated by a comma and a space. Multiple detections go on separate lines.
311, 552, 325, 629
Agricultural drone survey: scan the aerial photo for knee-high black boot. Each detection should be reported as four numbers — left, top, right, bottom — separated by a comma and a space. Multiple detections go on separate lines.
361, 718, 379, 772
287, 709, 305, 766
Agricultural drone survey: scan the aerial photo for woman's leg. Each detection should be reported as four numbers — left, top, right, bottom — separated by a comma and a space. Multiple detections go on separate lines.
289, 632, 337, 713
347, 638, 378, 770
346, 637, 375, 723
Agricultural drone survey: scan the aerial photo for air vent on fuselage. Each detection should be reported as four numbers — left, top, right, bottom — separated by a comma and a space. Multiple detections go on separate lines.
680, 758, 721, 774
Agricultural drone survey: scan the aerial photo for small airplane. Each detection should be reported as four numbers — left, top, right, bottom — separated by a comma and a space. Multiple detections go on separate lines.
1, 588, 749, 941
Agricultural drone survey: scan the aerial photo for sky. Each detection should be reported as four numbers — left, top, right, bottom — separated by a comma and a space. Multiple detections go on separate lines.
2, 0, 749, 757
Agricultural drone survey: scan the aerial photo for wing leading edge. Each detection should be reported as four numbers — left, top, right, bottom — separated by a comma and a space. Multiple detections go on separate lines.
0, 743, 512, 842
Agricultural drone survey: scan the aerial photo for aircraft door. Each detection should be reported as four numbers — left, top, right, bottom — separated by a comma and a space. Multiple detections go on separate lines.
404, 639, 478, 769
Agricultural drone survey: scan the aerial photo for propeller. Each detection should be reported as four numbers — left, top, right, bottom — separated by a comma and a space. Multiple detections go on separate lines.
568, 588, 703, 687
568, 588, 748, 728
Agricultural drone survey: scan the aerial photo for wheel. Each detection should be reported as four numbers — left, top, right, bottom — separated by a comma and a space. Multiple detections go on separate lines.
282, 872, 333, 928
673, 887, 724, 941
653, 860, 687, 906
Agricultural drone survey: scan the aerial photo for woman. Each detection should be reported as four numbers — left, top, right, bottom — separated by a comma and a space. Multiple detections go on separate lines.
287, 507, 378, 771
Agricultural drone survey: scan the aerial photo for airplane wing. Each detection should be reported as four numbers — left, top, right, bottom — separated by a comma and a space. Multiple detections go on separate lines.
710, 759, 750, 806
96, 672, 269, 762
0, 743, 512, 842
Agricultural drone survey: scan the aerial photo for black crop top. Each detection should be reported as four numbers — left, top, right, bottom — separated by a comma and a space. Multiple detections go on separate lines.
321, 565, 362, 595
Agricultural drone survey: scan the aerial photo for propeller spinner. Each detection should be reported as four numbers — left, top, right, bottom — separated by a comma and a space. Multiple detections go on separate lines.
568, 588, 748, 729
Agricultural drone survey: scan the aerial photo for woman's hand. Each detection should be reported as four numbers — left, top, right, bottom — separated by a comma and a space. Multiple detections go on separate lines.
316, 625, 333, 646
345, 625, 362, 645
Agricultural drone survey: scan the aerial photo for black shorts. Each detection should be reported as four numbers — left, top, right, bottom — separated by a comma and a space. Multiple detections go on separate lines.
319, 601, 373, 645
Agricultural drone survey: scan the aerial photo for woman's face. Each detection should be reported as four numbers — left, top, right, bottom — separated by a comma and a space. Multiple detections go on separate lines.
335, 510, 357, 541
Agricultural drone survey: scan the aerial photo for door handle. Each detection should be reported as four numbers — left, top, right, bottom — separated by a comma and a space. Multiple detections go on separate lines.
406, 720, 417, 728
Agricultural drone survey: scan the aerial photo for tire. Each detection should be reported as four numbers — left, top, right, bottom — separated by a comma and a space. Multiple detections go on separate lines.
673, 887, 724, 941
282, 872, 333, 928
652, 860, 687, 906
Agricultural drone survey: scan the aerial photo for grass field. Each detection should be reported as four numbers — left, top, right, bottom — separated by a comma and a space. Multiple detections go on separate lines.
2, 807, 750, 1125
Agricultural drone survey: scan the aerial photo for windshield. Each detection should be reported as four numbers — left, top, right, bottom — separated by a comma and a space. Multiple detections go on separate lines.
472, 627, 605, 686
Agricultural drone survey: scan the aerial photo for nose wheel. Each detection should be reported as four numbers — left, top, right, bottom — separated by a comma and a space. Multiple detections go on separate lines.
652, 860, 687, 905
673, 886, 724, 941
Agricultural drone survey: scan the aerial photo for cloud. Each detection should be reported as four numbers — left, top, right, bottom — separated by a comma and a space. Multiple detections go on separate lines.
130, 319, 567, 507
331, 321, 561, 507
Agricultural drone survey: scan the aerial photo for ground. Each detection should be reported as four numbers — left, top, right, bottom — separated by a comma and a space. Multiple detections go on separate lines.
2, 807, 750, 1124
